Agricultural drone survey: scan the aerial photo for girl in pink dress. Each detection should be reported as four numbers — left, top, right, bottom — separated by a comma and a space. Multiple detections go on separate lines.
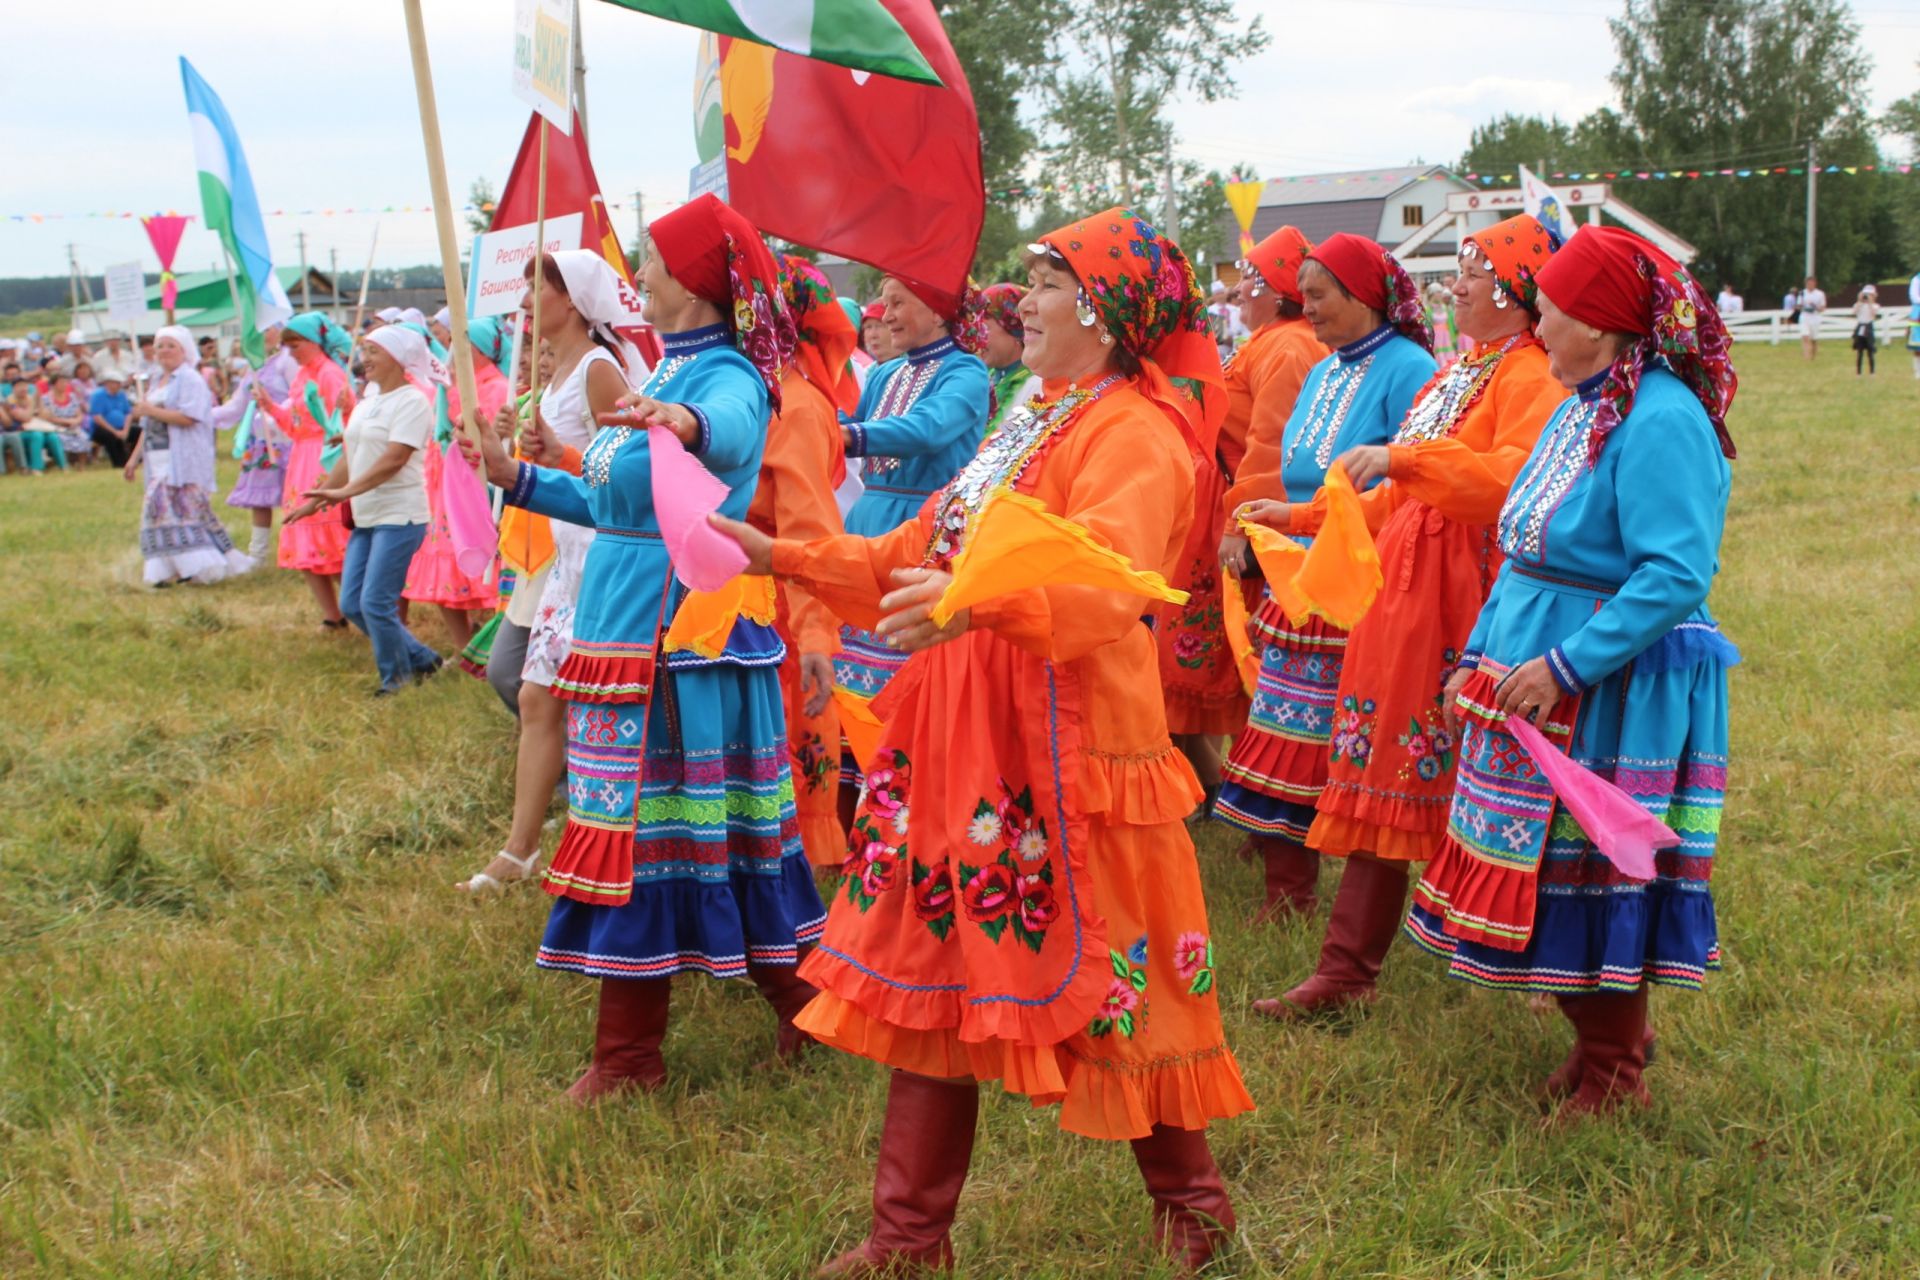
402, 319, 510, 646
261, 313, 354, 627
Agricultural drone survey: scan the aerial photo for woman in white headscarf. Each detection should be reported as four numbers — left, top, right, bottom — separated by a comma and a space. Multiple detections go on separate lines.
122, 325, 253, 586
286, 325, 446, 695
458, 248, 646, 891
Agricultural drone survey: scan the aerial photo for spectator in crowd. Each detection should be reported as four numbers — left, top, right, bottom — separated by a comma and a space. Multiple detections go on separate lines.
5, 380, 69, 474
92, 334, 135, 382
859, 300, 894, 363
1782, 284, 1801, 316
70, 359, 97, 407
1715, 283, 1745, 315
56, 331, 94, 377
1, 359, 21, 396
1852, 283, 1879, 376
90, 370, 137, 466
197, 335, 219, 366
0, 366, 27, 474
197, 360, 228, 402
42, 371, 92, 467
135, 335, 161, 383
1799, 275, 1827, 360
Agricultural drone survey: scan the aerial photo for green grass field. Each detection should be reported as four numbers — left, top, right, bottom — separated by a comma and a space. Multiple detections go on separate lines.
2, 342, 1917, 1278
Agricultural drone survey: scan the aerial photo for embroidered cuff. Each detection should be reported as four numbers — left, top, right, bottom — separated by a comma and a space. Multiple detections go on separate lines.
684, 405, 712, 456
1456, 650, 1482, 672
844, 421, 870, 458
505, 461, 538, 509
1546, 645, 1587, 695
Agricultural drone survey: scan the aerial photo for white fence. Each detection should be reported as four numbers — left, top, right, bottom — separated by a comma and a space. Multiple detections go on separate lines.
1723, 307, 1915, 345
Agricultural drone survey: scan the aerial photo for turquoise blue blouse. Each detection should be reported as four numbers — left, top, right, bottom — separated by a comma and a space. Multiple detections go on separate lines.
1278, 325, 1436, 532
842, 336, 990, 537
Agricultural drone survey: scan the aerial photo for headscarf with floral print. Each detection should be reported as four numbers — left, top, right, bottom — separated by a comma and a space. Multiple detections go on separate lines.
1459, 213, 1560, 315
776, 253, 861, 414
980, 281, 1026, 340
1534, 224, 1738, 462
1030, 206, 1227, 458
1308, 232, 1435, 354
898, 275, 991, 356
649, 193, 796, 409
1242, 224, 1314, 303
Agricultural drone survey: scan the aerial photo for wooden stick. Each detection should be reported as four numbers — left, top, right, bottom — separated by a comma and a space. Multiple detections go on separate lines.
338, 223, 381, 383
401, 0, 483, 442
526, 119, 550, 408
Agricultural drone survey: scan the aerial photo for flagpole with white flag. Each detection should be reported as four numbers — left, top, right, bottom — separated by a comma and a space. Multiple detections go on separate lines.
179, 58, 293, 366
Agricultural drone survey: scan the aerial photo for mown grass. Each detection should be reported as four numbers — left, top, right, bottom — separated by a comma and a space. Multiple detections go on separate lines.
1, 343, 1917, 1278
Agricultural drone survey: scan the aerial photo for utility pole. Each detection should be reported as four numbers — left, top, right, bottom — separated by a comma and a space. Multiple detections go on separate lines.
297, 229, 312, 309
572, 0, 589, 140
1162, 142, 1178, 242
330, 247, 340, 319
633, 188, 645, 261
66, 243, 80, 312
1804, 137, 1818, 284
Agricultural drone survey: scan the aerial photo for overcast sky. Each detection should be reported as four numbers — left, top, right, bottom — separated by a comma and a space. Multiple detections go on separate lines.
5, 0, 1918, 283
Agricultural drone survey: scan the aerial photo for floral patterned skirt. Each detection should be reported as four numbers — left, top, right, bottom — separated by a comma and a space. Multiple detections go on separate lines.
1308, 504, 1495, 862
1214, 602, 1348, 843
779, 621, 845, 870
522, 524, 594, 688
1154, 465, 1251, 736
795, 631, 1254, 1141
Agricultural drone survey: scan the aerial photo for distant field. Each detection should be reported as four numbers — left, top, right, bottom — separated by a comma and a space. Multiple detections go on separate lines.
0, 309, 78, 340
1, 342, 1916, 1278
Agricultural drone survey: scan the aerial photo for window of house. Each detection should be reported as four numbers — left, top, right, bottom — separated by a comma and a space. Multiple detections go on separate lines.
1402, 204, 1425, 227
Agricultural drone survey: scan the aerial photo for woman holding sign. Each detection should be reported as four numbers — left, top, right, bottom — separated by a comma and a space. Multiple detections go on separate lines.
260, 313, 354, 628
1403, 225, 1738, 1119
463, 196, 825, 1097
715, 209, 1252, 1278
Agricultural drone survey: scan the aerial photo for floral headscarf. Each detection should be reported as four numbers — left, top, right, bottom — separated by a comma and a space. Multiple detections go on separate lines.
1534, 224, 1738, 462
898, 275, 991, 356
285, 312, 352, 369
1308, 233, 1435, 354
980, 282, 1026, 341
777, 253, 860, 414
1242, 224, 1314, 303
650, 192, 796, 408
1030, 206, 1227, 457
1459, 213, 1560, 315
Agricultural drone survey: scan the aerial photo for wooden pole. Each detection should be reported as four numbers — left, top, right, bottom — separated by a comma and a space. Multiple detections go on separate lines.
402, 0, 483, 442
526, 120, 551, 407
218, 239, 247, 364
342, 224, 381, 377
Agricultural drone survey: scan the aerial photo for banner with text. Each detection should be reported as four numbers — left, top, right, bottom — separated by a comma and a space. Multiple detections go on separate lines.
469, 212, 582, 317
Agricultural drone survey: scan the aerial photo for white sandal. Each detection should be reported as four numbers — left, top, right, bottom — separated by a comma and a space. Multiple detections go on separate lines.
457, 849, 543, 894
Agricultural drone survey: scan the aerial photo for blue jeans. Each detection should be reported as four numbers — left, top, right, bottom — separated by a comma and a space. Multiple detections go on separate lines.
339, 523, 440, 691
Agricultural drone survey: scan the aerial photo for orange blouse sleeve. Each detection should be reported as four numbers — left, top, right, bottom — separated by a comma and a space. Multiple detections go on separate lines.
1284, 471, 1402, 538
772, 513, 932, 634
966, 403, 1192, 663
1223, 332, 1316, 517
1383, 358, 1567, 525
554, 444, 585, 476
763, 392, 850, 654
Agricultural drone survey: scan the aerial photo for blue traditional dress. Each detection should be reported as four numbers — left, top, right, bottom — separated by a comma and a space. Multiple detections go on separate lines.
502, 323, 826, 981
1404, 366, 1734, 992
1215, 325, 1436, 841
832, 335, 990, 775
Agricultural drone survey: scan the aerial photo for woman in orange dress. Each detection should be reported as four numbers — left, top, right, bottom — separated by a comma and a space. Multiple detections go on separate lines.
1154, 227, 1327, 808
757, 255, 858, 873
1238, 213, 1570, 1019
716, 209, 1253, 1278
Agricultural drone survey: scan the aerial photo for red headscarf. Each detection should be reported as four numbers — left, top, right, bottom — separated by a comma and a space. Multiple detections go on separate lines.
1308, 232, 1434, 353
1459, 213, 1559, 314
1534, 224, 1738, 461
896, 275, 990, 355
1031, 206, 1226, 459
1243, 224, 1313, 302
776, 253, 860, 415
980, 282, 1025, 340
649, 193, 795, 407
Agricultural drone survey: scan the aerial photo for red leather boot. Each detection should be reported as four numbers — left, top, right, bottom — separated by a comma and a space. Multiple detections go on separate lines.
1254, 854, 1408, 1021
817, 1071, 979, 1277
749, 944, 821, 1065
1251, 837, 1320, 922
1549, 987, 1653, 1122
1130, 1125, 1237, 1277
565, 977, 670, 1102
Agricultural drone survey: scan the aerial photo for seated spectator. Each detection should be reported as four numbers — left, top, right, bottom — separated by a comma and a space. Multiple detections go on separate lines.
4, 381, 69, 474
70, 360, 97, 412
90, 371, 137, 467
59, 331, 93, 377
0, 359, 21, 398
92, 335, 135, 382
42, 372, 92, 467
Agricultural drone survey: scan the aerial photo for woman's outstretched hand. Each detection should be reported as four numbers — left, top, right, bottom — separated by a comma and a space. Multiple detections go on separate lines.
707, 514, 774, 576
875, 566, 969, 653
603, 394, 700, 447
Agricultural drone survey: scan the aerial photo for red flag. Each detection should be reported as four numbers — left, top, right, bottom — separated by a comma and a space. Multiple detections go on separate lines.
141, 214, 192, 313
719, 0, 982, 314
493, 111, 661, 364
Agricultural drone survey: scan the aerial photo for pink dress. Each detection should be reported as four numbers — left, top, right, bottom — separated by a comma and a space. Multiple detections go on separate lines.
271, 356, 352, 574
403, 361, 507, 609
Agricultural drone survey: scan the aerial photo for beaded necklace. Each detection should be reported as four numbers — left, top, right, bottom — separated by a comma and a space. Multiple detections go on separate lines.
1499, 396, 1597, 563
1393, 333, 1528, 446
582, 350, 699, 489
1284, 354, 1375, 470
925, 373, 1124, 564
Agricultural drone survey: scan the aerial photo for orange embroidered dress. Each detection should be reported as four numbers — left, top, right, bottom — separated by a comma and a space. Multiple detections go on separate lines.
1290, 335, 1566, 860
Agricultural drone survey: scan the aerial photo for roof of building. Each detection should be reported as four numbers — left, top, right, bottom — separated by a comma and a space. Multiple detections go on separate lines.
1254, 165, 1463, 209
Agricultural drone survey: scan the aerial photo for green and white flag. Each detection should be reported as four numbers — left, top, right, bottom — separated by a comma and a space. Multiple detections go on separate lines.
596, 0, 941, 85
180, 57, 293, 366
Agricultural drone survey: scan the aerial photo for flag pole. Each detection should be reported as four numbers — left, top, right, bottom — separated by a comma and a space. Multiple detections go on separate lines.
526, 120, 550, 407
342, 223, 381, 378
217, 239, 247, 365
402, 0, 483, 442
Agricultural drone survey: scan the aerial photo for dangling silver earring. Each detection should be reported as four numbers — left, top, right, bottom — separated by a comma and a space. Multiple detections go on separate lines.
1099, 330, 1113, 345
1076, 290, 1098, 327
1492, 288, 1510, 310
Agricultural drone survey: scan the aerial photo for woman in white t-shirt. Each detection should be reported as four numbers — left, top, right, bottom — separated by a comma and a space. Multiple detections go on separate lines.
286, 326, 445, 696
1798, 276, 1827, 359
